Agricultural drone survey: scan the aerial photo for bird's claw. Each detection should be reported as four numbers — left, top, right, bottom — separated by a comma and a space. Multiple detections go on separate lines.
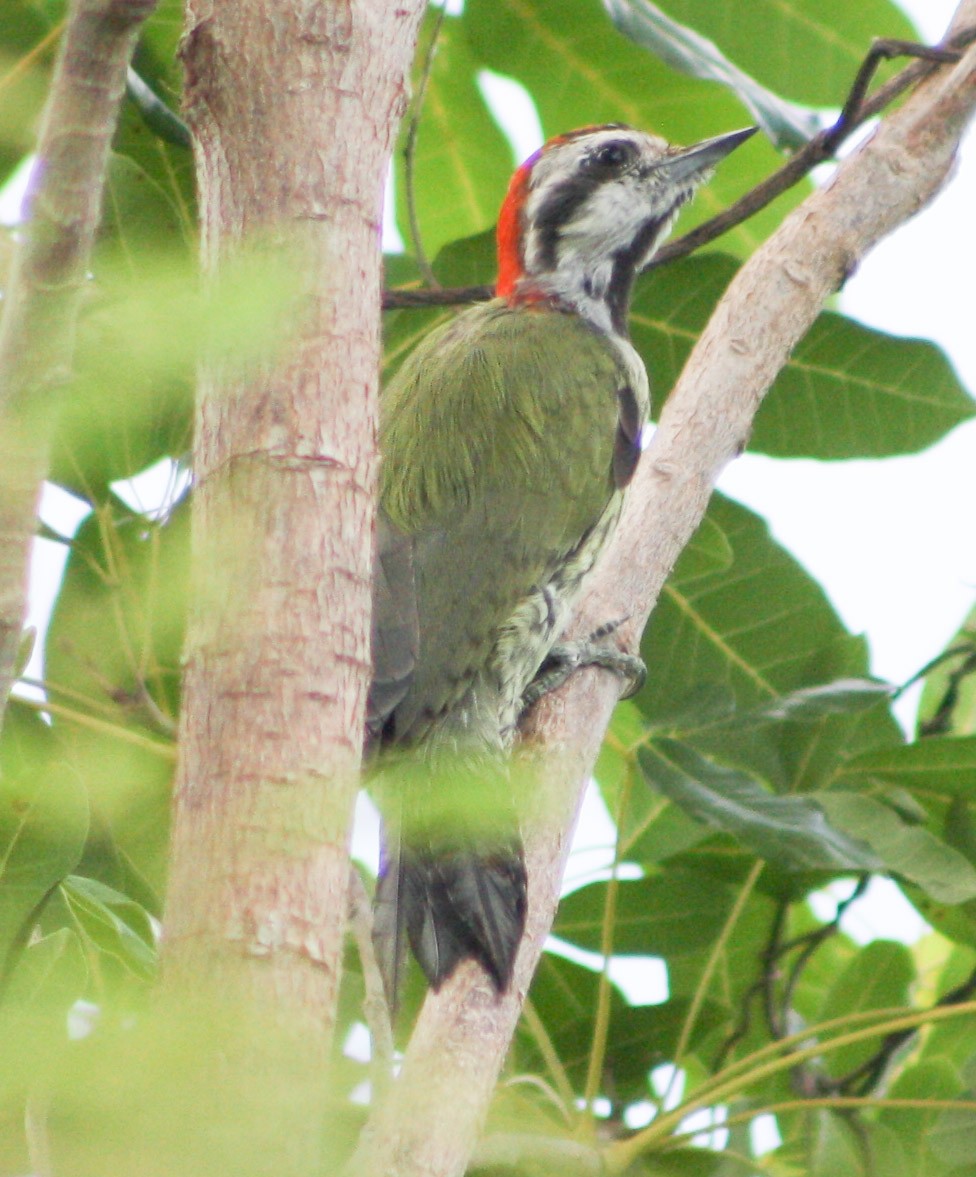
522, 620, 646, 711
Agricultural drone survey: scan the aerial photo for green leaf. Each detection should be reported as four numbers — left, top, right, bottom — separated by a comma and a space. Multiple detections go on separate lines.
647, 0, 917, 107
2, 927, 88, 1011
521, 952, 723, 1097
605, 0, 820, 150
636, 496, 901, 797
741, 679, 894, 724
753, 312, 976, 459
929, 1099, 976, 1167
640, 494, 845, 713
99, 151, 187, 255
669, 514, 733, 584
838, 736, 976, 802
57, 876, 156, 981
554, 869, 736, 956
917, 609, 976, 737
44, 500, 184, 894
0, 710, 89, 979
820, 793, 976, 905
879, 1059, 963, 1171
640, 739, 881, 871
0, 2, 58, 179
630, 253, 975, 458
113, 0, 195, 229
394, 13, 515, 260
807, 1109, 867, 1177
56, 243, 295, 500
815, 940, 914, 1077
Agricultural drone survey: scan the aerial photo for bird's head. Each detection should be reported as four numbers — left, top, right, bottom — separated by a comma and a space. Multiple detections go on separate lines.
496, 123, 756, 335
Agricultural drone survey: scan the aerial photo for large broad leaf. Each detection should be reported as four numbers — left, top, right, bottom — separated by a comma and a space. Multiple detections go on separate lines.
819, 792, 976, 906
635, 494, 901, 794
555, 869, 737, 956
815, 939, 914, 1078
393, 13, 515, 260
929, 1099, 976, 1168
630, 253, 975, 458
2, 927, 87, 1014
44, 499, 184, 895
520, 953, 724, 1099
635, 0, 917, 108
464, 0, 796, 258
838, 736, 976, 802
753, 311, 975, 458
738, 679, 894, 724
640, 494, 844, 712
0, 703, 89, 980
805, 1110, 868, 1177
604, 0, 820, 150
665, 513, 733, 584
879, 1060, 964, 1174
50, 158, 195, 498
54, 237, 295, 502
639, 739, 881, 872
0, 2, 59, 180
54, 876, 156, 982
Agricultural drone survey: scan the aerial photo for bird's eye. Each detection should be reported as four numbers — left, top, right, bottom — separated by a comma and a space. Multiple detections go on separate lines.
590, 141, 633, 171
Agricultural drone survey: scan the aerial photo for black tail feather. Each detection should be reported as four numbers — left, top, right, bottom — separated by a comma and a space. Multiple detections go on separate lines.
374, 836, 527, 1006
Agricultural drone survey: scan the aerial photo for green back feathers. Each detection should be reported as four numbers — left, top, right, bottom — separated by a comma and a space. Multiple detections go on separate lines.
380, 300, 629, 536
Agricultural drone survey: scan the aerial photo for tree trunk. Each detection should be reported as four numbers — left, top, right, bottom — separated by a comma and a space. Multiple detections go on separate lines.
159, 0, 424, 1137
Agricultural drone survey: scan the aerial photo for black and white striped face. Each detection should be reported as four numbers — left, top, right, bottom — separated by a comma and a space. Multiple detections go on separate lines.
518, 124, 753, 335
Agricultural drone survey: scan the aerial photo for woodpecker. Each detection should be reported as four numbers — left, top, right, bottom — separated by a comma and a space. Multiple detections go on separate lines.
369, 122, 755, 1003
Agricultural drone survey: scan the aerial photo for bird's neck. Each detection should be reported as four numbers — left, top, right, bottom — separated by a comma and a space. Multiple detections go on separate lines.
497, 217, 671, 338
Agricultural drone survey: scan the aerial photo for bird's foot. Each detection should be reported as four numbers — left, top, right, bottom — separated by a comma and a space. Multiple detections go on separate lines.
522, 619, 646, 710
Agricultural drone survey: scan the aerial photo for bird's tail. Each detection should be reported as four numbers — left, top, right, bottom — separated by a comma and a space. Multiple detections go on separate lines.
373, 827, 527, 1006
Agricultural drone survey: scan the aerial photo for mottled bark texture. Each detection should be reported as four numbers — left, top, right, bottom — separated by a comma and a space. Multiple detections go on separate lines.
0, 0, 157, 731
348, 8, 976, 1177
160, 0, 424, 1091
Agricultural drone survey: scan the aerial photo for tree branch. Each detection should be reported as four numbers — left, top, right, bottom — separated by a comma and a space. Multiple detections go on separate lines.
0, 0, 158, 731
349, 4, 976, 1174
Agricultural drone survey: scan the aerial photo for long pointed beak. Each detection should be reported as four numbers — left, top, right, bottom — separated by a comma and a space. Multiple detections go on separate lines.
656, 126, 758, 184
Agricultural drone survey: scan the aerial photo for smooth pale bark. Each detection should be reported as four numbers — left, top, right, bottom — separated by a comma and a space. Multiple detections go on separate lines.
0, 0, 157, 731
159, 0, 424, 1127
349, 7, 976, 1177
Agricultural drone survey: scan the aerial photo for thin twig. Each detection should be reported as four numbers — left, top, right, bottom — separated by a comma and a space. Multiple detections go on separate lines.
125, 66, 191, 148
520, 997, 578, 1118
402, 6, 447, 288
582, 766, 633, 1117
347, 867, 395, 1100
823, 38, 966, 155
15, 692, 175, 759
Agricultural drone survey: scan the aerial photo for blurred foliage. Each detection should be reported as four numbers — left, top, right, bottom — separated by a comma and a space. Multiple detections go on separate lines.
3, 0, 976, 1174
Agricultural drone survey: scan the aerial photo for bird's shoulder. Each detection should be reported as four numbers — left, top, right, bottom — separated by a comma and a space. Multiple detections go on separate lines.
381, 300, 644, 529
